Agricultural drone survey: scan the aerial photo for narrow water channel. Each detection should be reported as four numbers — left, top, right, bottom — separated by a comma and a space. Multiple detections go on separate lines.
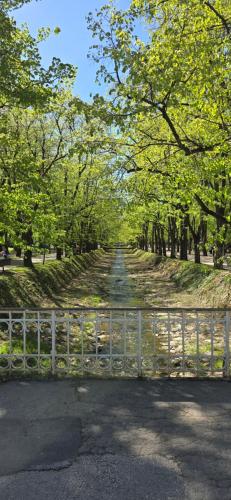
108, 248, 144, 307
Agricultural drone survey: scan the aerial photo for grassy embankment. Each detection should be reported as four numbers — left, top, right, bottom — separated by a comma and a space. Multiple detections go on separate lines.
133, 250, 231, 308
0, 248, 230, 376
0, 250, 104, 308
0, 250, 105, 372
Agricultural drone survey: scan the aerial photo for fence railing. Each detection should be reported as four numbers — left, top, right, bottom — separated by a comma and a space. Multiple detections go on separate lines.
0, 307, 230, 378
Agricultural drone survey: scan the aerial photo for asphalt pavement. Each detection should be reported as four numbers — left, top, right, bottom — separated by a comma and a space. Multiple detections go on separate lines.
0, 379, 231, 499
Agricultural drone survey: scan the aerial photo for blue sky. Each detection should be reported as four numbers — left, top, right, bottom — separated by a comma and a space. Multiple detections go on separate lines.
13, 0, 132, 101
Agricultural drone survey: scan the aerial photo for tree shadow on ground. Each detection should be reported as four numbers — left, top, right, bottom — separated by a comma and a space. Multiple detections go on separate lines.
0, 379, 230, 499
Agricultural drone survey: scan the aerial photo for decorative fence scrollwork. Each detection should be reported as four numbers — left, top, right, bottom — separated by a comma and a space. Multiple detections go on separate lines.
0, 307, 230, 378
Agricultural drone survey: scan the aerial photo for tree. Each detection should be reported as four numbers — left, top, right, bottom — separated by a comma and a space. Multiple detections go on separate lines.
0, 0, 75, 108
88, 0, 231, 267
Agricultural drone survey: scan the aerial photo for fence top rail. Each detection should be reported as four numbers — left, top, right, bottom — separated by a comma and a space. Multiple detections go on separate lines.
0, 307, 231, 312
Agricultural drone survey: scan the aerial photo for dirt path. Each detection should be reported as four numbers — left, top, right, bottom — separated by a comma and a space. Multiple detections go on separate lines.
42, 249, 199, 308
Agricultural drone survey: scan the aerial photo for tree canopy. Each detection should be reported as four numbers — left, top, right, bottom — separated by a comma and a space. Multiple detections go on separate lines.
0, 0, 231, 268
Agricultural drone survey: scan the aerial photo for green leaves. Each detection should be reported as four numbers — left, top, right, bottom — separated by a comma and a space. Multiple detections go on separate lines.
0, 3, 75, 108
86, 0, 231, 256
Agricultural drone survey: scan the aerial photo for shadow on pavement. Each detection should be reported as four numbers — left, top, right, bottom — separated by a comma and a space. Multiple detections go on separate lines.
0, 379, 230, 499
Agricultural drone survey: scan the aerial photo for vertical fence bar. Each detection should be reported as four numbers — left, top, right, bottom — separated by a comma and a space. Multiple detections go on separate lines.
95, 312, 99, 372
196, 311, 200, 376
210, 312, 214, 375
137, 310, 142, 377
109, 311, 112, 375
80, 312, 84, 375
152, 313, 157, 374
67, 313, 71, 374
123, 311, 127, 373
9, 311, 12, 373
38, 311, 41, 373
225, 311, 230, 378
182, 311, 185, 376
23, 311, 26, 373
1, 307, 231, 379
167, 311, 171, 376
51, 310, 56, 375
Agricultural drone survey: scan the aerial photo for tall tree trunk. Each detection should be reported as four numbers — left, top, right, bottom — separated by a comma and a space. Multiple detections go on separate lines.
167, 219, 171, 251
151, 222, 155, 253
176, 227, 180, 253
201, 219, 208, 256
213, 207, 226, 269
161, 227, 166, 257
213, 243, 225, 269
156, 225, 162, 255
15, 247, 22, 257
180, 216, 188, 260
23, 227, 33, 267
188, 219, 201, 264
154, 228, 158, 253
169, 217, 177, 258
143, 222, 149, 252
56, 247, 62, 260
194, 242, 201, 264
213, 179, 226, 268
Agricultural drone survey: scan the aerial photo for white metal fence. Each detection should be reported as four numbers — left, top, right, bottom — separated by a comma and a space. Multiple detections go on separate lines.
0, 307, 230, 378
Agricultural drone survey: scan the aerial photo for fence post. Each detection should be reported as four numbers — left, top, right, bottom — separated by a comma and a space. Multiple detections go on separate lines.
51, 310, 56, 375
138, 310, 142, 377
225, 311, 230, 378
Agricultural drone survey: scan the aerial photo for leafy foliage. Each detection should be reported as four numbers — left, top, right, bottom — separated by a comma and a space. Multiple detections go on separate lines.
1, 0, 231, 269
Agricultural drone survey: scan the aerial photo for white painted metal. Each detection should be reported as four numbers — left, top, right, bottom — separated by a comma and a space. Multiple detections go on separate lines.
0, 308, 230, 378
51, 310, 56, 375
225, 311, 230, 378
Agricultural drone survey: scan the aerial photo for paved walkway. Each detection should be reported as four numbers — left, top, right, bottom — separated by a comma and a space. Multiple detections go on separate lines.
0, 379, 230, 499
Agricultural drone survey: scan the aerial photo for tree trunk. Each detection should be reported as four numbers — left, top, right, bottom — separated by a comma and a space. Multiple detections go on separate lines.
23, 227, 33, 267
154, 228, 158, 253
169, 217, 177, 258
213, 243, 225, 269
213, 207, 227, 269
161, 227, 166, 257
194, 241, 201, 264
15, 247, 22, 257
151, 222, 155, 253
188, 220, 201, 265
180, 216, 188, 260
176, 227, 180, 253
201, 219, 208, 256
56, 247, 62, 260
143, 222, 149, 252
167, 220, 171, 251
156, 225, 162, 255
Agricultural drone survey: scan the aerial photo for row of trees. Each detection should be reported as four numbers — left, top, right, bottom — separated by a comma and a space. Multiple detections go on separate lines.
1, 0, 230, 269
86, 0, 231, 268
0, 1, 123, 265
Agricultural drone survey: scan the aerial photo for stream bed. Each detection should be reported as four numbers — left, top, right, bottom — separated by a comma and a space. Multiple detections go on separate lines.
0, 249, 226, 378
108, 249, 145, 307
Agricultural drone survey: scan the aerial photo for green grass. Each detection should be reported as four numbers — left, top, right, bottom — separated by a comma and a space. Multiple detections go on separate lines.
0, 250, 104, 308
135, 249, 231, 307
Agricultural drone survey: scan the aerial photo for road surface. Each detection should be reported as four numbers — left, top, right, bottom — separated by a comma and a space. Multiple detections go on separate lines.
0, 379, 230, 500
